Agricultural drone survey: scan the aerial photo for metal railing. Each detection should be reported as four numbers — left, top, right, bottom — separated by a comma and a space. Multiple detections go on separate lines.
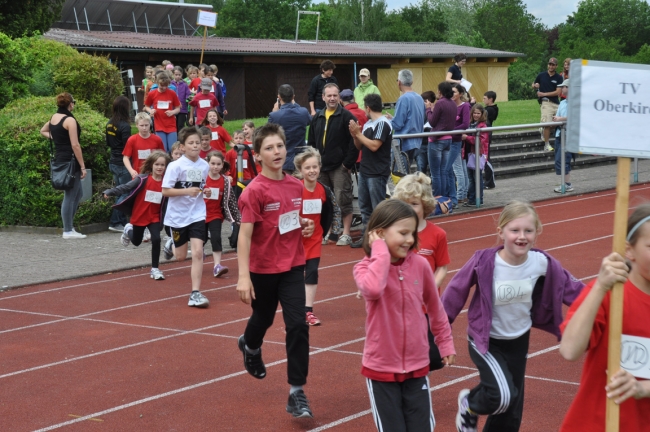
393, 122, 640, 209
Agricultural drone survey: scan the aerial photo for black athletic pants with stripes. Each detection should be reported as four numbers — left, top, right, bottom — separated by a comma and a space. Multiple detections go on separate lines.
244, 266, 309, 386
467, 331, 530, 432
129, 222, 161, 268
366, 376, 435, 432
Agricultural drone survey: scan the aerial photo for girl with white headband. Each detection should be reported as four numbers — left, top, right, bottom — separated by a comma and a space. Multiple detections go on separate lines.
559, 204, 650, 431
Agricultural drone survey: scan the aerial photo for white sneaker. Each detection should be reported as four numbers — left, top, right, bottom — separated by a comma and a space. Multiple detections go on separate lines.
163, 238, 174, 260
142, 227, 151, 243
150, 268, 165, 280
336, 234, 352, 246
121, 223, 132, 247
188, 291, 209, 308
62, 230, 86, 239
544, 143, 554, 152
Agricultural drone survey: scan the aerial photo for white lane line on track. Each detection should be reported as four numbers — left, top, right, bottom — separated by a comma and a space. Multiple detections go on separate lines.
306, 344, 570, 432
32, 337, 366, 432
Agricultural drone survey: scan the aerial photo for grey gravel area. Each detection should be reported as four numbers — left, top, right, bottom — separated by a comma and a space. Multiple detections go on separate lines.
2, 160, 649, 290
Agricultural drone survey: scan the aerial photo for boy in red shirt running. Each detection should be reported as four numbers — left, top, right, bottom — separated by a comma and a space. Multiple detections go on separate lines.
189, 78, 218, 126
144, 73, 180, 153
123, 112, 165, 178
236, 123, 316, 419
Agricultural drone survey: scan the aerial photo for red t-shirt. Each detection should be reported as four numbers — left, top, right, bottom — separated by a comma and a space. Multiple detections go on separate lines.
560, 280, 650, 432
130, 177, 163, 226
208, 126, 232, 154
239, 174, 305, 273
199, 147, 213, 159
189, 93, 218, 125
417, 221, 451, 271
144, 89, 180, 133
122, 134, 165, 174
225, 145, 260, 181
300, 181, 326, 260
204, 174, 225, 223
189, 77, 202, 92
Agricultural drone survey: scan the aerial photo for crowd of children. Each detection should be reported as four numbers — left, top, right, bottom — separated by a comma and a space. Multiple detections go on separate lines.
97, 60, 650, 431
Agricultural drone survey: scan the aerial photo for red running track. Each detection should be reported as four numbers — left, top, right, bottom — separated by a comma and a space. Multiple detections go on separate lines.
2, 185, 650, 431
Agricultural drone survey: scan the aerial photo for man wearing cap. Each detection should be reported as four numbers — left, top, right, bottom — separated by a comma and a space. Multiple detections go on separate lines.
353, 68, 380, 110
387, 69, 425, 171
188, 77, 218, 125
551, 79, 574, 193
269, 84, 311, 171
533, 57, 564, 152
340, 89, 368, 129
308, 60, 338, 116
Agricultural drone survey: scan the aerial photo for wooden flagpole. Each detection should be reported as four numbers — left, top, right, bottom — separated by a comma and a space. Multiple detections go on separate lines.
200, 26, 207, 65
605, 156, 630, 432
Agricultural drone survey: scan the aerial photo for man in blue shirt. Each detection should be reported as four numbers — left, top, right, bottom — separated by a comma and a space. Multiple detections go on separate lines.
387, 69, 425, 173
268, 84, 311, 172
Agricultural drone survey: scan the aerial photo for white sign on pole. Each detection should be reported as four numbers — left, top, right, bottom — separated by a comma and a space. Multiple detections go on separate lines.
567, 59, 650, 158
197, 10, 218, 27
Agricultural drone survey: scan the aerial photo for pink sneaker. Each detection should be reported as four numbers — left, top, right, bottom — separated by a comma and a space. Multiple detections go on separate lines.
213, 264, 229, 278
305, 311, 321, 326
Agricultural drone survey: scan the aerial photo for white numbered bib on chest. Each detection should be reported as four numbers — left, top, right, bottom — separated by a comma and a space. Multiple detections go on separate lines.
144, 190, 163, 204
186, 169, 203, 182
199, 99, 211, 108
207, 188, 220, 200
138, 149, 151, 159
278, 210, 301, 235
157, 100, 170, 110
211, 132, 219, 140
242, 159, 248, 169
494, 279, 534, 306
621, 335, 650, 379
302, 199, 322, 215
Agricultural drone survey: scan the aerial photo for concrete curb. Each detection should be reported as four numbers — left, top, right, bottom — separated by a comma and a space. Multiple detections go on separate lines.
0, 222, 109, 235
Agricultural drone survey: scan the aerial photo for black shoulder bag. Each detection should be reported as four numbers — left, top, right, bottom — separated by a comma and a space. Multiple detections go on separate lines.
49, 118, 77, 191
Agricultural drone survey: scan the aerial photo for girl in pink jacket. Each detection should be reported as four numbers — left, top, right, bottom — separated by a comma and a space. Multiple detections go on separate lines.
354, 199, 456, 432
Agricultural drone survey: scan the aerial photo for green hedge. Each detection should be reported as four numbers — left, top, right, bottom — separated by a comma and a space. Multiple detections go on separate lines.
0, 96, 112, 227
0, 33, 29, 109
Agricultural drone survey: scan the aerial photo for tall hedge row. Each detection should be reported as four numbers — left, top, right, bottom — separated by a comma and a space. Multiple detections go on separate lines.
0, 97, 113, 227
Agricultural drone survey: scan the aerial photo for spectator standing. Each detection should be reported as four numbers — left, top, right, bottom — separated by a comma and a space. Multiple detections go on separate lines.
560, 58, 571, 100
388, 69, 425, 171
418, 91, 436, 174
427, 82, 457, 199
353, 68, 380, 110
307, 83, 359, 246
348, 94, 392, 249
340, 89, 368, 127
533, 57, 563, 152
106, 95, 132, 233
483, 91, 499, 189
308, 60, 338, 116
552, 80, 574, 193
446, 53, 467, 85
449, 84, 471, 208
268, 84, 311, 172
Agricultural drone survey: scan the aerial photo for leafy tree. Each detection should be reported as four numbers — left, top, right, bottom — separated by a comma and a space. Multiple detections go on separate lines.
0, 0, 64, 38
215, 0, 310, 39
325, 0, 390, 41
0, 33, 30, 109
396, 0, 447, 42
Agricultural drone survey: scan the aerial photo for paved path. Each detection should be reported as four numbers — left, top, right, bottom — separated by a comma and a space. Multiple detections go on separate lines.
2, 160, 649, 289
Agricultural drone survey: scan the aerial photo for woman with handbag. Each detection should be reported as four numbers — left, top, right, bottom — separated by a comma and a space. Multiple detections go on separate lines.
40, 93, 87, 239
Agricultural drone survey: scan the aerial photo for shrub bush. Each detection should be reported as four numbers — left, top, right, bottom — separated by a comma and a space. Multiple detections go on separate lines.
0, 96, 113, 227
18, 36, 80, 97
0, 33, 30, 109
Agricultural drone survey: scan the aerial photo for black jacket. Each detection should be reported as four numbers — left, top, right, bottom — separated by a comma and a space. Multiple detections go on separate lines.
307, 74, 338, 111
105, 120, 131, 166
307, 105, 359, 172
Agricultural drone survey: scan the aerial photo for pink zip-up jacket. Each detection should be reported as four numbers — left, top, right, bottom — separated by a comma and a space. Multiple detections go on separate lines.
353, 240, 456, 374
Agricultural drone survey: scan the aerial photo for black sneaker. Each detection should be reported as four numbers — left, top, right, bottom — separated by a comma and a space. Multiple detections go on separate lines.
350, 238, 363, 249
286, 390, 313, 418
238, 335, 266, 379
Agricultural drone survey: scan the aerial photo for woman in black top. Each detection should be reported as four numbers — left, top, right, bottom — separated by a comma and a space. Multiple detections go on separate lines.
106, 96, 132, 232
446, 53, 466, 84
40, 93, 87, 239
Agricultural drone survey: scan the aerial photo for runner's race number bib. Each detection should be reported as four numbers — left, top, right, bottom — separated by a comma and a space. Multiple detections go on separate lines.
211, 132, 219, 140
138, 149, 151, 159
144, 191, 163, 204
279, 210, 301, 235
494, 279, 533, 306
199, 99, 211, 108
206, 188, 220, 200
242, 159, 248, 169
302, 199, 322, 215
157, 101, 170, 110
186, 169, 202, 182
621, 335, 650, 379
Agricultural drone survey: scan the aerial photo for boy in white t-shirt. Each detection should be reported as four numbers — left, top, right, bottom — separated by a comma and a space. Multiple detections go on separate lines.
162, 126, 213, 308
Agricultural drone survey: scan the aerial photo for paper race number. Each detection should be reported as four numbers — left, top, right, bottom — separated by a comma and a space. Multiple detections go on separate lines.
211, 132, 219, 140
157, 101, 170, 110
621, 335, 650, 379
144, 190, 163, 204
206, 188, 220, 200
199, 99, 211, 108
242, 159, 248, 169
138, 149, 151, 159
279, 210, 301, 235
186, 169, 202, 182
302, 199, 322, 215
494, 279, 533, 306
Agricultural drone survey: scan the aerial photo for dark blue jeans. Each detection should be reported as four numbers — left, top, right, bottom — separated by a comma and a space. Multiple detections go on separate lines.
358, 173, 388, 229
109, 163, 131, 227
428, 139, 451, 197
416, 142, 429, 174
446, 142, 463, 206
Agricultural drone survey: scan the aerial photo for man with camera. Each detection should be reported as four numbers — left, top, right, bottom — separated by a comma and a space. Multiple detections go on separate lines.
269, 84, 311, 172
